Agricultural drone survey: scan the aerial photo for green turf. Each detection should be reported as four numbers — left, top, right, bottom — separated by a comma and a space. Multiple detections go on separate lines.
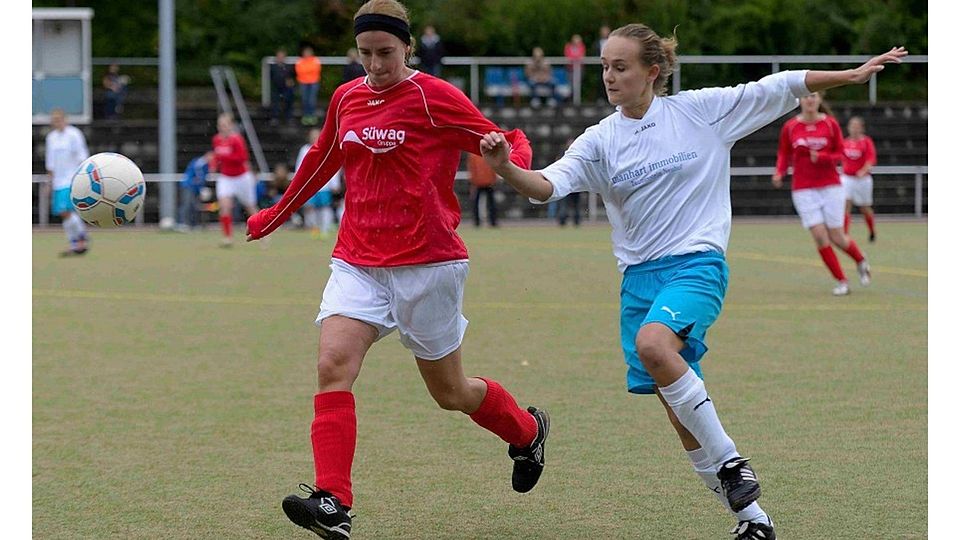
33, 220, 927, 539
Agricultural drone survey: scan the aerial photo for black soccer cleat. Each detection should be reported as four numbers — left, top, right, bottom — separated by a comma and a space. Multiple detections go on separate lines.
717, 457, 762, 513
869, 231, 876, 243
730, 519, 776, 539
282, 484, 352, 539
508, 406, 550, 493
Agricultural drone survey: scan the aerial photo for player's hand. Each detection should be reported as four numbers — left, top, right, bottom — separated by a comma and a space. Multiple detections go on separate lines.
480, 132, 511, 170
849, 46, 908, 84
771, 174, 783, 188
809, 149, 819, 163
245, 207, 276, 241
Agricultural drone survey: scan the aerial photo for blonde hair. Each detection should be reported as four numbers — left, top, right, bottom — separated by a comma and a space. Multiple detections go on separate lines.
609, 23, 678, 96
354, 0, 416, 58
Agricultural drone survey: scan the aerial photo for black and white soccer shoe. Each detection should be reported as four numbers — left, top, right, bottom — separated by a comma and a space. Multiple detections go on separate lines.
282, 484, 352, 539
507, 406, 550, 493
717, 457, 762, 513
730, 519, 776, 539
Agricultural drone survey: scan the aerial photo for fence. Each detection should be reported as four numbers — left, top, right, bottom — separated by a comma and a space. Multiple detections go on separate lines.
262, 54, 929, 107
32, 165, 927, 227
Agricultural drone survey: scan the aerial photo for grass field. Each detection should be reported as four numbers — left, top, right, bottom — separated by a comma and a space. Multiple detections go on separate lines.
32, 220, 927, 539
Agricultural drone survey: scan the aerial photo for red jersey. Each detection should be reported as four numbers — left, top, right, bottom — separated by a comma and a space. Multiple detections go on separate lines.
840, 135, 877, 176
212, 132, 249, 177
775, 115, 844, 190
248, 71, 533, 266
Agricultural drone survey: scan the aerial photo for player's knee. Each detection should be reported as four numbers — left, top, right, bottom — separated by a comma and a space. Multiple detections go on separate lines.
316, 348, 360, 387
635, 326, 671, 372
429, 388, 467, 411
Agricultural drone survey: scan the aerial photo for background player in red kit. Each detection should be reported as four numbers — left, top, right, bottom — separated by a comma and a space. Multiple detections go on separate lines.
244, 1, 549, 537
212, 113, 259, 247
840, 116, 878, 241
773, 92, 871, 296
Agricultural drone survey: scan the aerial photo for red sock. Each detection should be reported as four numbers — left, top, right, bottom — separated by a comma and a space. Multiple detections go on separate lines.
817, 246, 846, 281
469, 378, 538, 448
311, 391, 357, 508
864, 213, 875, 235
219, 214, 233, 237
842, 239, 865, 263
843, 213, 851, 234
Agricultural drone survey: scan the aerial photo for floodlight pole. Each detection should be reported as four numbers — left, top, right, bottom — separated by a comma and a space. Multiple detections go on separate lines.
158, 0, 176, 225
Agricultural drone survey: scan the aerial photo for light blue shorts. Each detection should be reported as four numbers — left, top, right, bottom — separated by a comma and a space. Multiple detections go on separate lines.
52, 187, 73, 216
306, 190, 333, 208
620, 251, 729, 394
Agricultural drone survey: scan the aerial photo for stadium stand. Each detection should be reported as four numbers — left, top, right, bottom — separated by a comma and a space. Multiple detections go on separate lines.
32, 85, 927, 224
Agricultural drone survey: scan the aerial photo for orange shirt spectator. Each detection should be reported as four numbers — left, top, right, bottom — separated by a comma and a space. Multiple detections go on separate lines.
296, 55, 322, 84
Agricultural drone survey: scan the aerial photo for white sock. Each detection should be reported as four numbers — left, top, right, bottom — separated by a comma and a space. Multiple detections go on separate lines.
659, 368, 738, 468
687, 447, 769, 524
304, 208, 318, 230
70, 213, 87, 239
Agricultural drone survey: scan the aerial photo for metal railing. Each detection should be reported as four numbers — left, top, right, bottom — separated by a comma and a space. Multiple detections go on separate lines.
261, 54, 928, 106
32, 165, 927, 227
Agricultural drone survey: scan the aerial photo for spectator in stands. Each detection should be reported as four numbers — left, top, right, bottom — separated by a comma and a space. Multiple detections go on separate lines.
342, 48, 366, 82
177, 151, 213, 232
525, 46, 557, 107
270, 49, 296, 125
44, 108, 90, 256
296, 46, 322, 126
840, 116, 878, 242
596, 25, 611, 56
419, 25, 445, 77
102, 63, 128, 120
773, 91, 872, 296
266, 162, 292, 207
467, 151, 498, 228
564, 34, 586, 101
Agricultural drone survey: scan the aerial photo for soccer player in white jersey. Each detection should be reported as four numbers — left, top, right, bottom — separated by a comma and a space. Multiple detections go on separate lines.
44, 108, 91, 256
482, 23, 907, 540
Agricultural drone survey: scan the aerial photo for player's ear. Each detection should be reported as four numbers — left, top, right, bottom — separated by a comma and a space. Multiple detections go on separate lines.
646, 64, 660, 84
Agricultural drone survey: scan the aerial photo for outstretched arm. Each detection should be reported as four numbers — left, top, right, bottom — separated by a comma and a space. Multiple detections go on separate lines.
480, 131, 554, 202
805, 47, 908, 93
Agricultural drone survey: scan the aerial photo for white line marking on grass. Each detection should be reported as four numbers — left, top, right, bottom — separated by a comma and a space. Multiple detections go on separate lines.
33, 289, 925, 312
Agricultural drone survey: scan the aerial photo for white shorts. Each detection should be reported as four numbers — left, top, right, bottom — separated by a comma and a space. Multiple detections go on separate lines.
316, 258, 470, 360
841, 174, 874, 206
791, 185, 846, 229
215, 171, 257, 208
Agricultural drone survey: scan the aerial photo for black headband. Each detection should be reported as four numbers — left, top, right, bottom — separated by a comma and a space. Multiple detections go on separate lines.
354, 13, 411, 45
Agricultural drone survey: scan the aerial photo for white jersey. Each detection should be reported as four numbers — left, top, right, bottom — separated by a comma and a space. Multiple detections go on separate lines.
297, 143, 341, 192
44, 125, 89, 190
539, 70, 810, 272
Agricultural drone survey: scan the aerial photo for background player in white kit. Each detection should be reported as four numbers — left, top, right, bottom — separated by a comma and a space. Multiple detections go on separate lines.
481, 23, 907, 540
44, 108, 90, 256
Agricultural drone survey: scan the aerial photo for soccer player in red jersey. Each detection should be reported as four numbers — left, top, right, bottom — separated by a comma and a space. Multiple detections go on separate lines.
773, 92, 872, 296
211, 113, 259, 247
840, 116, 878, 241
245, 1, 548, 537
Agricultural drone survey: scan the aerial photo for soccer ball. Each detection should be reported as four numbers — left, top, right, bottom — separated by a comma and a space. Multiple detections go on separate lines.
70, 152, 146, 227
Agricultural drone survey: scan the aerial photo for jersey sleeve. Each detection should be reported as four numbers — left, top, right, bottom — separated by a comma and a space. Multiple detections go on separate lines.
775, 122, 793, 177
537, 125, 606, 203
683, 70, 810, 145
423, 79, 532, 169
44, 133, 54, 173
247, 88, 347, 239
